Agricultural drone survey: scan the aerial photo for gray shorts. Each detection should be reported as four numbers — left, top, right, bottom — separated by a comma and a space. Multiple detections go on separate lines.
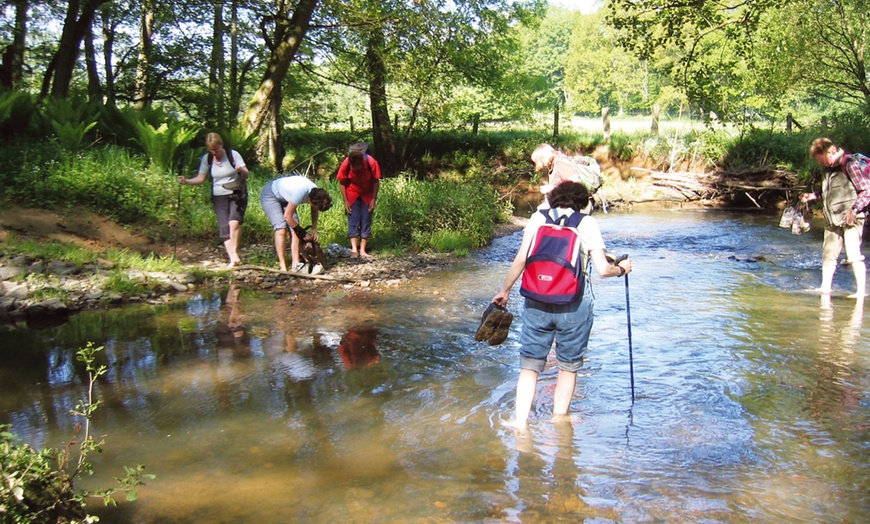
212, 193, 246, 240
259, 183, 297, 231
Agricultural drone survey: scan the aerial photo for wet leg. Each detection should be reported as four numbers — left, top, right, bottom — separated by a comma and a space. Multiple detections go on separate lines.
512, 368, 539, 427
553, 369, 577, 416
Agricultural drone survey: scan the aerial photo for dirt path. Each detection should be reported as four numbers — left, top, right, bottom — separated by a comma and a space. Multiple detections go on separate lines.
0, 204, 167, 255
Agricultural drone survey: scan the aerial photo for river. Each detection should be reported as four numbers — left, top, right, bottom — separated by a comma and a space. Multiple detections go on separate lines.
1, 209, 868, 523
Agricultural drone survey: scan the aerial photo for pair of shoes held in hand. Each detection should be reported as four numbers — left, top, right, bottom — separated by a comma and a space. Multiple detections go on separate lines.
474, 302, 513, 346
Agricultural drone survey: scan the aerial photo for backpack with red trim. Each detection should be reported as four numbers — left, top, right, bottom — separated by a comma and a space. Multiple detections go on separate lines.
520, 209, 587, 304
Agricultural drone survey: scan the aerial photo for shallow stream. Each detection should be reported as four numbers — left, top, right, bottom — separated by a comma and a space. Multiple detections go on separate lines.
1, 209, 868, 523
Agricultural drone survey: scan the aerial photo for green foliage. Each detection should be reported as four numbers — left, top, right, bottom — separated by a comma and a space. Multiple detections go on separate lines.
0, 343, 154, 522
420, 230, 474, 256
212, 127, 260, 167
0, 425, 84, 523
0, 142, 173, 224
41, 97, 100, 152
1, 235, 98, 267
102, 272, 150, 297
130, 117, 198, 172
0, 90, 37, 139
373, 175, 511, 251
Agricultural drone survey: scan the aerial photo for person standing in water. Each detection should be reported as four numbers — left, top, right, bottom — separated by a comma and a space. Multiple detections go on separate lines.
491, 181, 631, 427
802, 138, 868, 299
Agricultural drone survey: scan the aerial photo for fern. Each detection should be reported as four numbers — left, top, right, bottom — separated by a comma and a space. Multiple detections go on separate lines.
41, 96, 99, 152
131, 119, 198, 172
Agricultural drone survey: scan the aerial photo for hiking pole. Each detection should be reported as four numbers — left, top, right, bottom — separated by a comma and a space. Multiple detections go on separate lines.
173, 154, 184, 259
612, 253, 634, 402
620, 254, 635, 403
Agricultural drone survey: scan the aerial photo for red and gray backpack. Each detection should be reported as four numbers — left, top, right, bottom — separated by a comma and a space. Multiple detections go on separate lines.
520, 209, 587, 304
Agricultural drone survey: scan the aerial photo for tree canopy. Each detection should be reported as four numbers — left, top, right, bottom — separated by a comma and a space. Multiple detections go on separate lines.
0, 0, 867, 168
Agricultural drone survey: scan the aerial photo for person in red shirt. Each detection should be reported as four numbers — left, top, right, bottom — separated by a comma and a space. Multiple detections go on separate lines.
337, 143, 381, 259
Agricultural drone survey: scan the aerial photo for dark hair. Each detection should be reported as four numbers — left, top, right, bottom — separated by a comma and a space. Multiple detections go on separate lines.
547, 181, 589, 211
348, 150, 365, 169
309, 188, 333, 211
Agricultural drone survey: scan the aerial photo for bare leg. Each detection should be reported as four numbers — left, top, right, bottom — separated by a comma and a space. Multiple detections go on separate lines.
360, 237, 371, 258
290, 229, 301, 267
849, 260, 866, 298
553, 369, 577, 416
819, 261, 836, 293
274, 229, 288, 271
224, 220, 242, 266
512, 368, 539, 427
350, 237, 360, 257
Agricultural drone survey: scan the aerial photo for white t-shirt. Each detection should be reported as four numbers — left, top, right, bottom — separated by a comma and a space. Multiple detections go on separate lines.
198, 150, 247, 196
270, 175, 317, 206
526, 208, 606, 269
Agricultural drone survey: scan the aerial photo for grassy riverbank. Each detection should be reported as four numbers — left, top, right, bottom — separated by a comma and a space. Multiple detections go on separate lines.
0, 123, 845, 294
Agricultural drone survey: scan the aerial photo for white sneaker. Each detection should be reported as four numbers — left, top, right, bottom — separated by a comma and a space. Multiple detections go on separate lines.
310, 263, 324, 275
292, 262, 308, 274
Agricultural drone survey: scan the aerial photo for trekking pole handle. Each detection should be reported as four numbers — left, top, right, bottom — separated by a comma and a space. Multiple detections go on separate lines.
614, 254, 629, 264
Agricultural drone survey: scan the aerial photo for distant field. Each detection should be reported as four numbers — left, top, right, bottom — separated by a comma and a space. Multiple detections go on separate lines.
564, 115, 709, 135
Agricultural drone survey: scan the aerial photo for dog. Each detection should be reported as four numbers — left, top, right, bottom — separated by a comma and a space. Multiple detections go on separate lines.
299, 238, 324, 268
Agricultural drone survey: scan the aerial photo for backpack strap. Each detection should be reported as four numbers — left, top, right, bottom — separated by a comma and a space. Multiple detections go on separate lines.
207, 149, 237, 172
542, 208, 586, 227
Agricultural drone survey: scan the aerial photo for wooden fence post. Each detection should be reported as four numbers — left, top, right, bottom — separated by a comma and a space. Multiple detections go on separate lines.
651, 104, 660, 135
602, 107, 611, 143
553, 103, 560, 139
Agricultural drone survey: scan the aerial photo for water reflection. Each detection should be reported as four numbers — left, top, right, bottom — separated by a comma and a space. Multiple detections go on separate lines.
1, 210, 868, 523
338, 325, 381, 369
216, 284, 251, 357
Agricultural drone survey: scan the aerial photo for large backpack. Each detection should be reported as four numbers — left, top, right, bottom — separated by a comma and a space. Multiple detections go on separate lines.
519, 209, 587, 305
552, 155, 603, 194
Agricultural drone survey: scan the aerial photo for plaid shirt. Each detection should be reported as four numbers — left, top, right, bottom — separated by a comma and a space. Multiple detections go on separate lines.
841, 153, 870, 213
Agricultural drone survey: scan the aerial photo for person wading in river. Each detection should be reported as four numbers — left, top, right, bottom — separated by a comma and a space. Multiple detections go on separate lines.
802, 138, 868, 299
491, 181, 631, 428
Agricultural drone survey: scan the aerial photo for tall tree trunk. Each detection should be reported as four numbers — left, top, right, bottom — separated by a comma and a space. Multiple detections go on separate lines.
269, 81, 284, 169
0, 0, 28, 90
208, 0, 226, 128
229, 0, 240, 124
366, 25, 397, 177
48, 0, 110, 98
242, 0, 318, 136
134, 0, 154, 110
100, 3, 116, 104
83, 23, 102, 102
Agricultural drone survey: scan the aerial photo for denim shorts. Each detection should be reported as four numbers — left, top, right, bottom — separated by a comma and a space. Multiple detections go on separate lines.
519, 286, 594, 373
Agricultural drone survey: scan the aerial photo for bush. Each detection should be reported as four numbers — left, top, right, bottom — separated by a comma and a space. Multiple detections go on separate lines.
1, 344, 154, 523
0, 426, 86, 523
